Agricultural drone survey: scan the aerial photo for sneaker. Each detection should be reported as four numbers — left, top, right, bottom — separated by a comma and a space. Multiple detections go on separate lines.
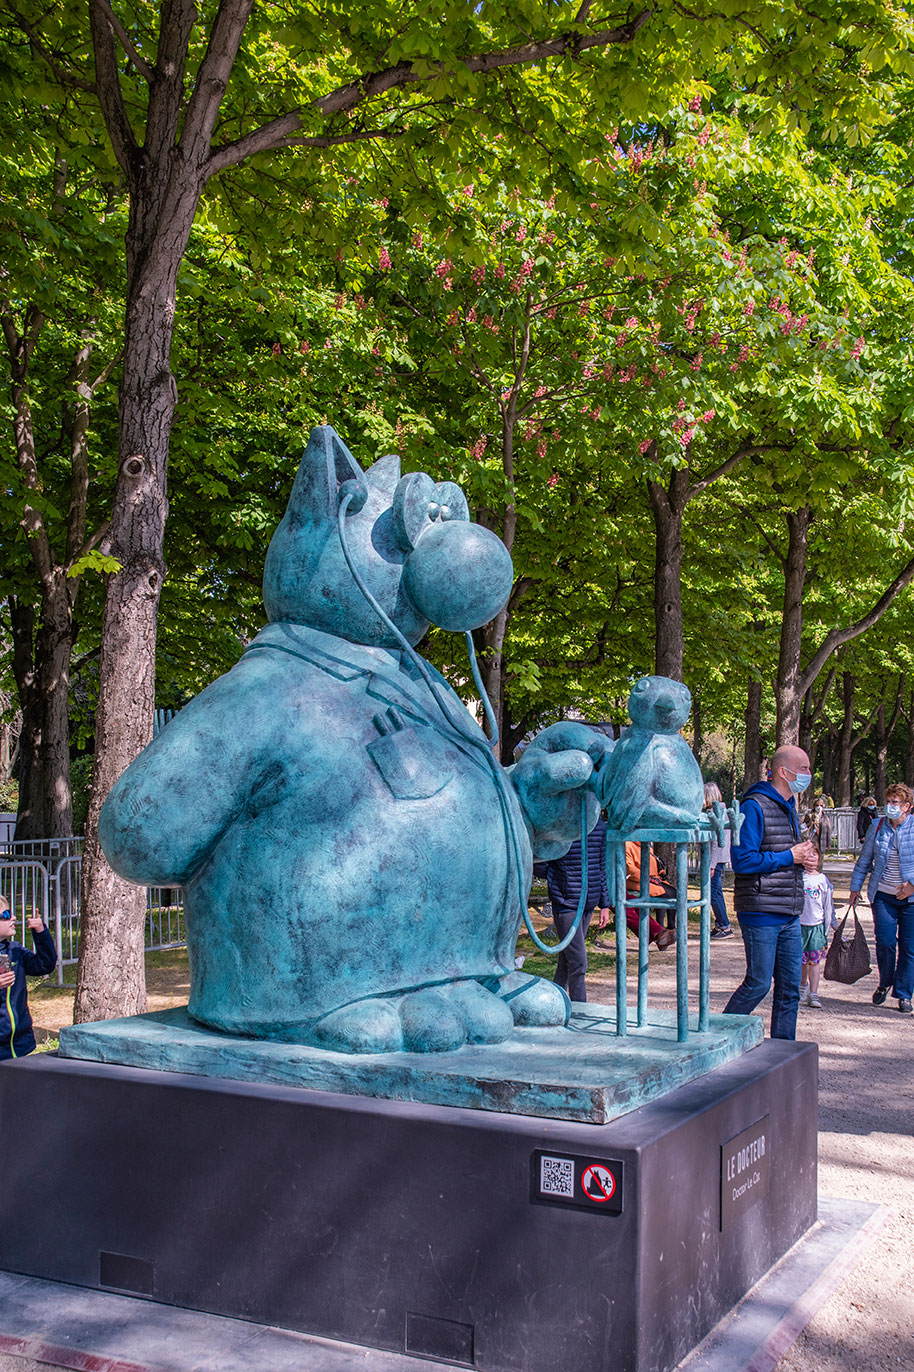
711, 927, 733, 939
899, 998, 913, 1014
808, 994, 823, 1009
872, 986, 890, 1006
798, 985, 811, 1006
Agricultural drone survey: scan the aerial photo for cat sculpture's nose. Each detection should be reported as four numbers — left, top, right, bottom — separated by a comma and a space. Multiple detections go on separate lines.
402, 519, 513, 632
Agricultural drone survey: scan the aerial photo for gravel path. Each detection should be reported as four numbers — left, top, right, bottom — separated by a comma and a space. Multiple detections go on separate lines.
586, 858, 914, 1371
20, 858, 914, 1371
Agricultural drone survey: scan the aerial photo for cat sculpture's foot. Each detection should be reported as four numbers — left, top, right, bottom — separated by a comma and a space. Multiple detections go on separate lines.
308, 971, 566, 1054
485, 970, 571, 1027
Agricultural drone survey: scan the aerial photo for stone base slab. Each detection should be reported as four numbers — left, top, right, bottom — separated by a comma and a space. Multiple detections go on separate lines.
58, 1000, 763, 1124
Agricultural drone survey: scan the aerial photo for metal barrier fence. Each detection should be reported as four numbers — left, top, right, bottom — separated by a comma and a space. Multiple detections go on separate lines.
0, 839, 185, 986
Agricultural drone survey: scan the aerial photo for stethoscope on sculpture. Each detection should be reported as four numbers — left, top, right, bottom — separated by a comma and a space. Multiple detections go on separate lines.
336, 482, 591, 957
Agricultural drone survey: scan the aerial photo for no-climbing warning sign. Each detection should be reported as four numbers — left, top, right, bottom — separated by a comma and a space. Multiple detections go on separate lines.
531, 1150, 624, 1216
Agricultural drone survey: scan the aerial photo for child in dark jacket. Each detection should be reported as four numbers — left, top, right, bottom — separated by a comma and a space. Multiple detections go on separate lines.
0, 895, 57, 1060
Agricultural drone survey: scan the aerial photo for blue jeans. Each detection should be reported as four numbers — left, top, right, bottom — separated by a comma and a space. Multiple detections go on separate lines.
871, 891, 914, 1000
710, 863, 730, 929
552, 905, 595, 1003
724, 917, 802, 1040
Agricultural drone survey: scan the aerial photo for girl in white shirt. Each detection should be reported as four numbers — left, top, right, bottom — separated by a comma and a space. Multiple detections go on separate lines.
799, 869, 838, 1007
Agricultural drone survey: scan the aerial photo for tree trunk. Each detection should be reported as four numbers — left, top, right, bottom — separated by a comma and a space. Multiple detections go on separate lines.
76, 251, 179, 1020
873, 674, 904, 804
821, 729, 836, 799
774, 506, 810, 745
874, 703, 888, 805
905, 688, 914, 788
648, 469, 689, 682
8, 600, 42, 838
742, 677, 763, 792
835, 673, 856, 807
690, 686, 702, 763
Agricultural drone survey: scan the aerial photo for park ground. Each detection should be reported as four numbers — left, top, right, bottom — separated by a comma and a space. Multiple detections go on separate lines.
9, 860, 914, 1372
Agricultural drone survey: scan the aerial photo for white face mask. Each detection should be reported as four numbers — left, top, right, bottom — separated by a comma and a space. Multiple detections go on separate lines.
886, 803, 905, 820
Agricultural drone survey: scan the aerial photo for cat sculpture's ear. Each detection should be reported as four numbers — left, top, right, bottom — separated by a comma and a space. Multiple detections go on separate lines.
285, 425, 366, 528
363, 452, 402, 498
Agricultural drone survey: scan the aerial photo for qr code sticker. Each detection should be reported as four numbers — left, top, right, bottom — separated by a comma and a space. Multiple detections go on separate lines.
540, 1155, 575, 1198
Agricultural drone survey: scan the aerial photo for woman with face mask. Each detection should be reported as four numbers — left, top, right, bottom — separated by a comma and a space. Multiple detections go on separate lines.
856, 795, 878, 844
849, 783, 914, 1014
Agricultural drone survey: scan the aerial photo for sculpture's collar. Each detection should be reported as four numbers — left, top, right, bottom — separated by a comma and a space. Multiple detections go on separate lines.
247, 621, 420, 684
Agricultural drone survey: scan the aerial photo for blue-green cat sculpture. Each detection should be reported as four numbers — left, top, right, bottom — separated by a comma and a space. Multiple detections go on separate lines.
99, 426, 612, 1054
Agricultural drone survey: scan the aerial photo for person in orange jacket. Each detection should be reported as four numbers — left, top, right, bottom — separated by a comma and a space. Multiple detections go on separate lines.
595, 842, 676, 951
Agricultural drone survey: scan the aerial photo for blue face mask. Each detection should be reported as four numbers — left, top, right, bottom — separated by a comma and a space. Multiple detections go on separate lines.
788, 772, 812, 795
886, 803, 903, 820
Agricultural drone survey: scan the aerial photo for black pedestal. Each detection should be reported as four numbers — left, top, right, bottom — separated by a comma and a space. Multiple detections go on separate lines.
0, 1040, 817, 1372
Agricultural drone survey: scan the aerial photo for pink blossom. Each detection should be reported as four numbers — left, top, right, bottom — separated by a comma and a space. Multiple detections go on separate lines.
578, 300, 590, 316
709, 332, 722, 348
545, 307, 557, 319
850, 337, 865, 360
299, 340, 310, 354
272, 342, 282, 355
678, 427, 695, 447
434, 259, 453, 280
604, 257, 616, 269
520, 258, 534, 277
510, 277, 524, 294
615, 330, 628, 347
467, 306, 477, 323
472, 265, 486, 286
379, 197, 389, 208
738, 344, 749, 362
547, 473, 559, 488
537, 439, 547, 458
698, 124, 711, 147
334, 293, 345, 310
495, 263, 505, 279
515, 223, 527, 242
472, 436, 488, 459
701, 409, 715, 423
483, 315, 498, 333
744, 300, 756, 317
371, 344, 380, 356
534, 385, 548, 398
639, 438, 652, 454
688, 94, 702, 112
324, 338, 332, 350
603, 305, 616, 322
677, 399, 686, 411
689, 352, 703, 372
446, 310, 459, 326
378, 247, 391, 271
463, 184, 474, 198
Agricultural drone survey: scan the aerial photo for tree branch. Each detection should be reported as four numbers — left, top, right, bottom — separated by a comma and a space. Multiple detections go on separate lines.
315, 11, 653, 116
687, 442, 752, 498
208, 118, 406, 176
207, 6, 654, 177
4, 5, 96, 91
799, 550, 914, 695
181, 0, 255, 168
89, 0, 139, 174
93, 0, 154, 81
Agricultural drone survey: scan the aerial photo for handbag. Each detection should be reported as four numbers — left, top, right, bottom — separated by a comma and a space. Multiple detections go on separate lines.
823, 909, 872, 984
